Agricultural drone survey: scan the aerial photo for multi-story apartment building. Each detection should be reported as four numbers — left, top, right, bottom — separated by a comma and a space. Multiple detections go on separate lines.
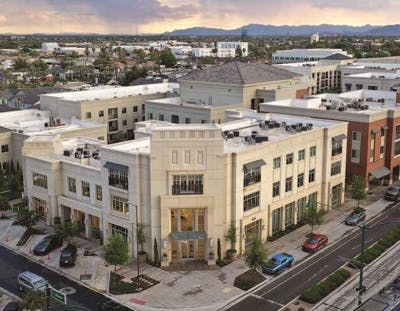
40, 83, 179, 143
178, 61, 313, 112
217, 42, 248, 57
23, 112, 346, 267
272, 49, 352, 64
0, 109, 106, 169
342, 72, 400, 92
260, 90, 400, 187
340, 62, 400, 82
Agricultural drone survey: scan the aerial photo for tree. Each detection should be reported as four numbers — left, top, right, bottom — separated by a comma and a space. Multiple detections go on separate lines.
225, 223, 237, 251
13, 58, 30, 70
235, 46, 243, 58
244, 239, 267, 270
217, 238, 222, 263
16, 207, 39, 229
55, 220, 79, 245
160, 49, 177, 68
137, 223, 146, 254
304, 203, 325, 234
153, 238, 159, 266
20, 291, 46, 311
104, 234, 129, 272
351, 175, 367, 208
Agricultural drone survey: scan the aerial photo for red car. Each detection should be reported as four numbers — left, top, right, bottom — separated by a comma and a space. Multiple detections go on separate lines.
302, 233, 328, 253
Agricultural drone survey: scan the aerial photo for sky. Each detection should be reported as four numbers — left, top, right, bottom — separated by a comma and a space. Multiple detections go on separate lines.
0, 0, 399, 34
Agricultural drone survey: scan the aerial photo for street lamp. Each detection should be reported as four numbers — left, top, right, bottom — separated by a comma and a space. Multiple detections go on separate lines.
127, 201, 141, 291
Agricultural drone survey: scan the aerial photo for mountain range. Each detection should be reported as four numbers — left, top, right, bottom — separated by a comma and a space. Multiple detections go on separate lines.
163, 24, 400, 37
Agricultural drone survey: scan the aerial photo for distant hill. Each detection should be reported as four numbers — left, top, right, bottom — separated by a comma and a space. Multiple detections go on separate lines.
364, 24, 400, 36
163, 24, 384, 37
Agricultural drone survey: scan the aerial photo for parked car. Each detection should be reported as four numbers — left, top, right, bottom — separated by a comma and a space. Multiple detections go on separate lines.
384, 185, 400, 201
345, 208, 366, 226
59, 244, 78, 267
17, 271, 47, 292
302, 233, 328, 253
33, 235, 63, 256
261, 253, 294, 275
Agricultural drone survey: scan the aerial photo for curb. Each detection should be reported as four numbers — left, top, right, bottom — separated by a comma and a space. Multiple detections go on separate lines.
0, 286, 22, 303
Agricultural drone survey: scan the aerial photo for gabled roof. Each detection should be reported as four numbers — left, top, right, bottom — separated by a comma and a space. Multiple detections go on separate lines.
322, 53, 352, 60
179, 61, 302, 84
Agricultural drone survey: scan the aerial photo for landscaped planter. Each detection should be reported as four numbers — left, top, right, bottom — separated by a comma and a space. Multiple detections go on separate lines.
138, 252, 147, 263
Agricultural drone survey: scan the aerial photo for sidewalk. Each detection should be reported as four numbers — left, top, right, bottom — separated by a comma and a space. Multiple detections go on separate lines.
0, 188, 392, 311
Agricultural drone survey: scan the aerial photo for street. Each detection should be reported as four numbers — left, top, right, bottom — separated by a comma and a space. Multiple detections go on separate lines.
229, 202, 400, 311
0, 244, 127, 310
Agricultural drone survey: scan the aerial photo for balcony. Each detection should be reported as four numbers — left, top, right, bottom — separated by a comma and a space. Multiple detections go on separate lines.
108, 113, 118, 119
108, 176, 128, 190
109, 125, 118, 132
244, 174, 261, 187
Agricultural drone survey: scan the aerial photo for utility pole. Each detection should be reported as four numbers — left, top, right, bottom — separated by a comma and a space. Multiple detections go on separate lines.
127, 201, 141, 291
357, 222, 366, 305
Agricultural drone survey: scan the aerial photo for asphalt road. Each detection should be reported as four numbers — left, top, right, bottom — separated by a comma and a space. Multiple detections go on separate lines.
0, 244, 128, 310
229, 203, 400, 311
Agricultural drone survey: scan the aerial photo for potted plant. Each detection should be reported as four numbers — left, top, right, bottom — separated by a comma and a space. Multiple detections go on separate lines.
209, 252, 214, 260
162, 253, 168, 262
137, 223, 147, 263
225, 223, 237, 260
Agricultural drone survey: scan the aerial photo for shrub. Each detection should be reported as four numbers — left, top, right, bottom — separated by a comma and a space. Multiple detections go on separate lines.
300, 269, 351, 304
298, 308, 305, 311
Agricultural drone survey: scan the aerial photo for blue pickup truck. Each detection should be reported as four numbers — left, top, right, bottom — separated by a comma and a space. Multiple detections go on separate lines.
261, 253, 294, 275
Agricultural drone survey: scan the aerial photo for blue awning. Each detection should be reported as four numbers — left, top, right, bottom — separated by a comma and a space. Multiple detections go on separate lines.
104, 162, 128, 172
169, 231, 207, 240
243, 159, 266, 170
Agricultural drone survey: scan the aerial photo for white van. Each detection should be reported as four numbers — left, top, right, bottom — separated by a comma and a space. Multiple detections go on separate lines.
17, 271, 48, 292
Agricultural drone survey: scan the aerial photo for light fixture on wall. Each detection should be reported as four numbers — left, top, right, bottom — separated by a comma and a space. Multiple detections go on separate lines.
163, 239, 167, 249
209, 237, 213, 248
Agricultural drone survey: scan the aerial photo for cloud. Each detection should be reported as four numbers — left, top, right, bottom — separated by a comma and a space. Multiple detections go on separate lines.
309, 0, 400, 11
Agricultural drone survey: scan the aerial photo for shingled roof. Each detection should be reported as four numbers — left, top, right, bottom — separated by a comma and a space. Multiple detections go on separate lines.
179, 61, 303, 84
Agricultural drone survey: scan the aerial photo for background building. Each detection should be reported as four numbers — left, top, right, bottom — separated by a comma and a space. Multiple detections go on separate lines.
272, 49, 352, 64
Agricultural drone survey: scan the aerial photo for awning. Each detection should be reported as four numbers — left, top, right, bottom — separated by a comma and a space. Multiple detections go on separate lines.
104, 161, 128, 172
382, 126, 389, 130
370, 166, 391, 179
332, 134, 347, 142
169, 231, 207, 240
371, 129, 379, 134
243, 159, 266, 170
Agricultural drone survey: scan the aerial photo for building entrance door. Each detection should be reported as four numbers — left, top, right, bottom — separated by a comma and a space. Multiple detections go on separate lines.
331, 183, 342, 208
181, 240, 195, 260
245, 219, 262, 249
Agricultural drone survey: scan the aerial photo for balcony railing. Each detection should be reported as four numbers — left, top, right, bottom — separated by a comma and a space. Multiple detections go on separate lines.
108, 113, 118, 119
109, 126, 118, 132
172, 184, 203, 195
108, 176, 128, 190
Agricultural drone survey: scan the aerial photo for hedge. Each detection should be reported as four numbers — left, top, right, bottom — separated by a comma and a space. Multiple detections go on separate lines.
300, 269, 351, 304
349, 224, 400, 269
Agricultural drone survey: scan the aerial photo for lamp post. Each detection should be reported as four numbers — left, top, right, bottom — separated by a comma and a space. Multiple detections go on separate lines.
127, 201, 141, 291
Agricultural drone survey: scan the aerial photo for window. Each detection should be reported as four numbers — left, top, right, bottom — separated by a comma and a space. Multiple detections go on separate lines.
82, 181, 90, 197
159, 114, 164, 121
122, 120, 127, 126
272, 208, 282, 234
197, 151, 204, 164
185, 117, 191, 124
396, 125, 400, 139
33, 173, 47, 189
112, 195, 128, 214
243, 191, 260, 212
310, 146, 316, 157
111, 224, 128, 242
297, 197, 307, 222
98, 110, 104, 117
332, 139, 343, 156
351, 149, 361, 163
273, 181, 280, 197
286, 153, 293, 165
285, 177, 293, 192
98, 136, 104, 141
368, 85, 378, 90
244, 167, 261, 187
381, 128, 385, 137
184, 151, 191, 164
96, 185, 102, 201
85, 112, 91, 119
142, 104, 145, 111
171, 115, 179, 123
352, 131, 361, 141
68, 177, 76, 193
273, 157, 281, 169
172, 151, 178, 164
122, 107, 127, 113
308, 192, 317, 206
355, 84, 363, 90
133, 106, 138, 112
285, 202, 294, 227
172, 175, 203, 195
309, 169, 315, 183
298, 149, 305, 160
297, 173, 304, 187
380, 146, 384, 155
331, 161, 341, 176
395, 141, 400, 156
1, 144, 8, 153
109, 169, 128, 190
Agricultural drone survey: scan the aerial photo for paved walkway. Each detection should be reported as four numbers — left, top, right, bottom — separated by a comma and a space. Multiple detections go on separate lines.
0, 187, 393, 311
